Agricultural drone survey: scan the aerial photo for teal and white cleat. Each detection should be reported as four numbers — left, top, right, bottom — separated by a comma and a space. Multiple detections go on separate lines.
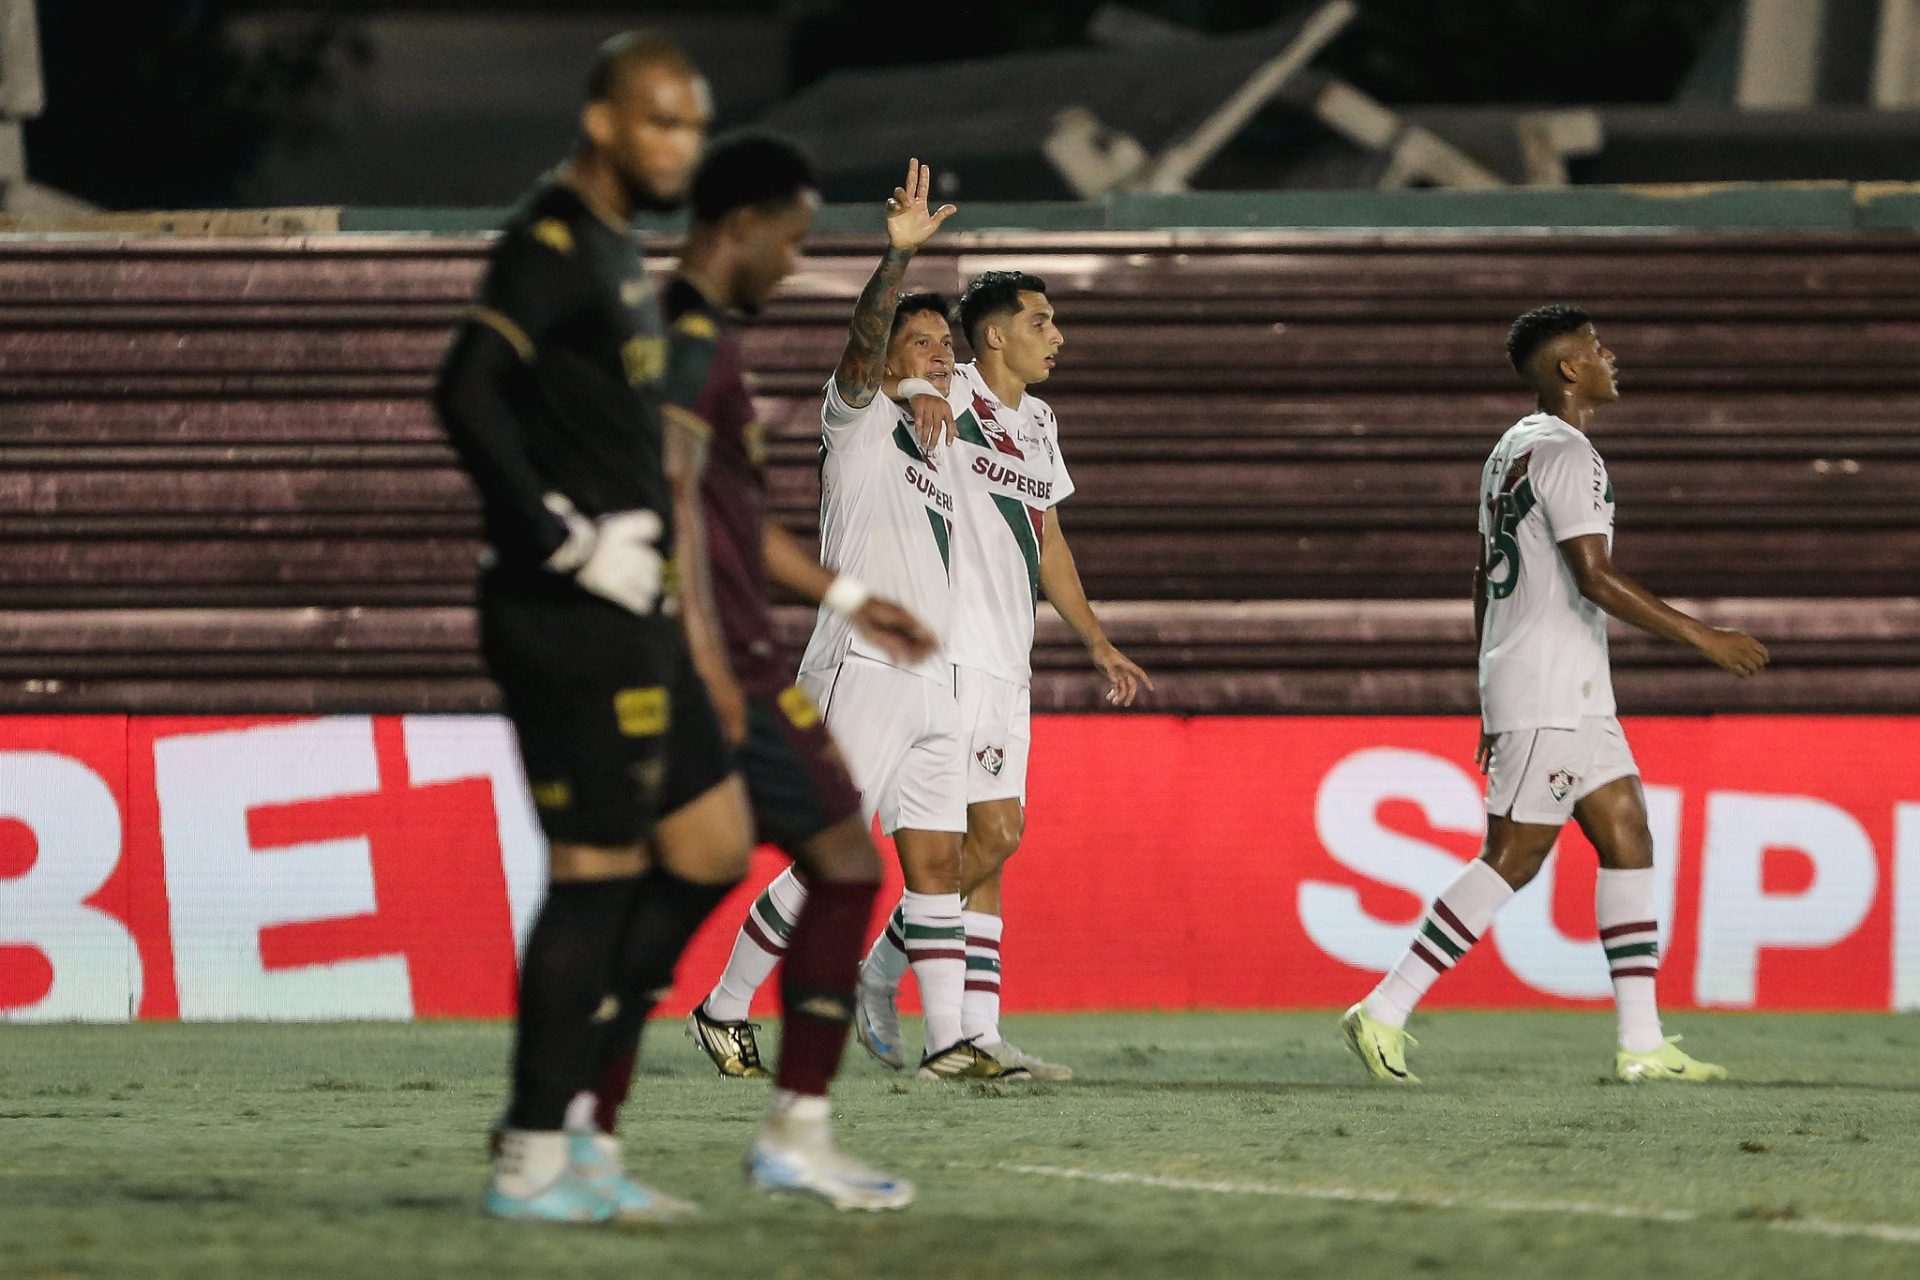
1616, 1035, 1728, 1083
568, 1131, 697, 1222
854, 978, 907, 1070
483, 1173, 615, 1224
1340, 1002, 1420, 1083
484, 1130, 614, 1224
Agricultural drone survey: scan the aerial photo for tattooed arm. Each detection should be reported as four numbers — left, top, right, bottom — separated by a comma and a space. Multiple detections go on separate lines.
832, 158, 955, 410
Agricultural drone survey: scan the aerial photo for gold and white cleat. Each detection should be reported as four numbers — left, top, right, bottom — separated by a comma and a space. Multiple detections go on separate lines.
917, 1038, 1030, 1082
687, 1003, 771, 1079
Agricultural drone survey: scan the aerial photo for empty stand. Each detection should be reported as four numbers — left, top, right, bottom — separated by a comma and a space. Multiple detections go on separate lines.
1, 231, 1915, 713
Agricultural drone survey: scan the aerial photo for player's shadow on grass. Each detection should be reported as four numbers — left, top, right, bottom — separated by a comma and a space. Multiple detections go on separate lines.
1074, 1077, 1920, 1096
1715, 1078, 1920, 1096
1066, 1080, 1362, 1096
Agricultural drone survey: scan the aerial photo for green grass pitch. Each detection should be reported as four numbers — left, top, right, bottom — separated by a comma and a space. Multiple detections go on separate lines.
3, 1012, 1918, 1279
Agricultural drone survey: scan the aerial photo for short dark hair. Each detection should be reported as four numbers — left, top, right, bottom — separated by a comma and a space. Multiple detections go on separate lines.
690, 133, 817, 225
586, 29, 696, 103
890, 291, 952, 339
956, 270, 1048, 350
1506, 303, 1591, 373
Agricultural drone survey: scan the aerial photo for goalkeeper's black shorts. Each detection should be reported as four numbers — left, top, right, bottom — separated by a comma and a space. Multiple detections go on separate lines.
480, 571, 731, 846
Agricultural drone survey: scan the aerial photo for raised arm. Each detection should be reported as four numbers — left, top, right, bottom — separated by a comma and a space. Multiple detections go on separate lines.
832, 158, 955, 410
1039, 507, 1153, 707
1559, 536, 1768, 676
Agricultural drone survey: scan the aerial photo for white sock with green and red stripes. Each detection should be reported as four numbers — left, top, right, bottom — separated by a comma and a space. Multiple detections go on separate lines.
702, 867, 807, 1022
1363, 859, 1514, 1029
960, 910, 1003, 1043
1597, 867, 1664, 1053
860, 903, 910, 991
899, 891, 966, 1055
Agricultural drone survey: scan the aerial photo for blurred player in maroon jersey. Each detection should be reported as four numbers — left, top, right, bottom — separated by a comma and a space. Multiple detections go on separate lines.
589, 133, 933, 1210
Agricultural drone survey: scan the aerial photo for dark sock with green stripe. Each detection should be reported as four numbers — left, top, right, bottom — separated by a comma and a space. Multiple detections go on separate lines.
1364, 859, 1514, 1029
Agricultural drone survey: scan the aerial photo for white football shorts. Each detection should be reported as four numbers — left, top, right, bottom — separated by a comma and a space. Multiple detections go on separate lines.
1484, 714, 1640, 826
800, 654, 966, 835
955, 666, 1031, 806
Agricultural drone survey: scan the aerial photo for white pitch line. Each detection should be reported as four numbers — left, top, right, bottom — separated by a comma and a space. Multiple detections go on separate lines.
1771, 1218, 1920, 1246
998, 1163, 1920, 1247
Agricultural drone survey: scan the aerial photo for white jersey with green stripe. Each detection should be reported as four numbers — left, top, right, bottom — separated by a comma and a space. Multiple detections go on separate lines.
1477, 412, 1616, 734
798, 378, 958, 684
945, 362, 1076, 685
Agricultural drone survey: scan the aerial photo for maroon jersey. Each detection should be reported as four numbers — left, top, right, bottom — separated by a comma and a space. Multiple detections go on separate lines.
661, 278, 787, 696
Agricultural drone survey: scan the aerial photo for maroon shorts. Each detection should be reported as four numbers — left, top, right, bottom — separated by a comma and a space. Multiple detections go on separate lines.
739, 686, 864, 850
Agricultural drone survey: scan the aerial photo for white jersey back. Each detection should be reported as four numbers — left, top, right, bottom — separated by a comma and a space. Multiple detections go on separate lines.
1478, 412, 1617, 732
798, 379, 957, 683
945, 363, 1075, 684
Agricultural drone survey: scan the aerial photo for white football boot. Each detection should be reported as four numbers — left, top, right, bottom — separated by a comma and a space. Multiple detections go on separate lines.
746, 1091, 915, 1212
853, 976, 908, 1070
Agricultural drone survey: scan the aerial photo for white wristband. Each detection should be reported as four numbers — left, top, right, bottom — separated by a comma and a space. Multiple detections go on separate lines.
894, 377, 942, 403
823, 575, 871, 617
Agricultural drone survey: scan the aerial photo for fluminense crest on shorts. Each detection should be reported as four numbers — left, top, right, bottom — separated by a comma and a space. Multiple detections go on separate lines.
1546, 769, 1577, 801
976, 745, 1006, 777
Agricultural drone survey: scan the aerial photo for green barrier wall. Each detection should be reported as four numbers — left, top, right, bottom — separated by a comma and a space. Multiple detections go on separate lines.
338, 182, 1920, 236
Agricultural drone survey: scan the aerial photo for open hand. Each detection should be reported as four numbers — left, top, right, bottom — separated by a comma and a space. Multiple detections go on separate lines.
886, 158, 957, 251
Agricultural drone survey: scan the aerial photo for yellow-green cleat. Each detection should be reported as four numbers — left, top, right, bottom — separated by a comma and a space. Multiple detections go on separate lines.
1615, 1034, 1727, 1083
1340, 1003, 1419, 1083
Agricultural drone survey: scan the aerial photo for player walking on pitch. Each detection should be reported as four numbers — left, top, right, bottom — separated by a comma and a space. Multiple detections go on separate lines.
693, 161, 1025, 1081
592, 133, 931, 1209
436, 32, 754, 1222
848, 270, 1152, 1080
1341, 304, 1768, 1085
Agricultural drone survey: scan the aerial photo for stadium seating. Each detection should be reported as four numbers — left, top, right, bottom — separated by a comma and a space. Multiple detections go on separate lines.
1, 231, 1915, 713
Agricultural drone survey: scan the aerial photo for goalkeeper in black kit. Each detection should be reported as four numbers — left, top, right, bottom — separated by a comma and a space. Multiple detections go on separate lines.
434, 31, 752, 1224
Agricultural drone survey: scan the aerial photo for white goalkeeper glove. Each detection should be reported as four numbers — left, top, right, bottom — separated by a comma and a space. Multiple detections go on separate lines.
543, 493, 666, 615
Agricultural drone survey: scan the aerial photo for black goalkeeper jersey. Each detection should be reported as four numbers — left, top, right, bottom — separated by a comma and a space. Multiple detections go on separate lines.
436, 174, 674, 580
